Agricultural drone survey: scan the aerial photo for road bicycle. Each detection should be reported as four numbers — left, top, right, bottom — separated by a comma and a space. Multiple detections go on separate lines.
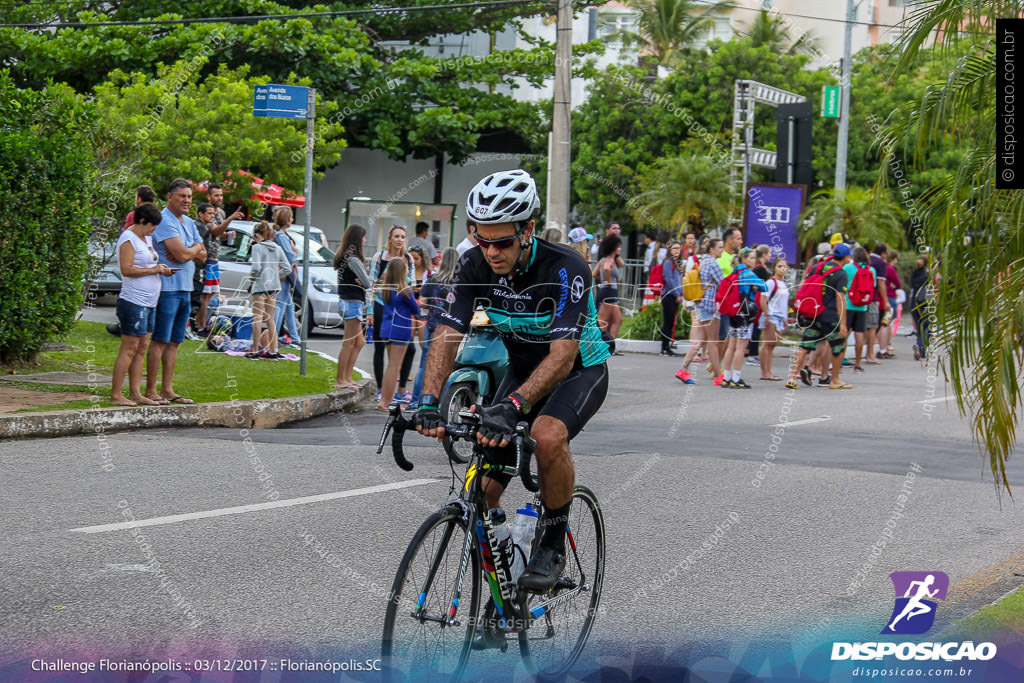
377, 405, 605, 681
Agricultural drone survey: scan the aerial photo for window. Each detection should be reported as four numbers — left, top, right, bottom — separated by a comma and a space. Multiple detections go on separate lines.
692, 14, 735, 50
597, 9, 640, 45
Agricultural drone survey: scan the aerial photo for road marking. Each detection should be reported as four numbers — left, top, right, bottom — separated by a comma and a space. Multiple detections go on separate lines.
71, 479, 439, 534
918, 395, 955, 404
771, 415, 832, 428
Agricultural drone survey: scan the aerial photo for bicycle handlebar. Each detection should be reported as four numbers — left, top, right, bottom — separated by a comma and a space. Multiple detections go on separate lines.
376, 405, 539, 492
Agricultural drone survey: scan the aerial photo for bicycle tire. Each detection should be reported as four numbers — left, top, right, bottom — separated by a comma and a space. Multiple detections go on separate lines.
517, 485, 605, 677
382, 506, 481, 682
440, 381, 478, 464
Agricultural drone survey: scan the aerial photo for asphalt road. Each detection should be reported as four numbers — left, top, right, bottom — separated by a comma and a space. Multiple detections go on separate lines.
6, 302, 1021, 680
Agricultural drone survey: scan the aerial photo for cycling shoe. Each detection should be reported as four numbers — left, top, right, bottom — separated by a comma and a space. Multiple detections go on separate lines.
517, 545, 566, 593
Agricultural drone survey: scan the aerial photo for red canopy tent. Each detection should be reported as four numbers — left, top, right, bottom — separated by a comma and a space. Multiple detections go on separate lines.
195, 169, 305, 207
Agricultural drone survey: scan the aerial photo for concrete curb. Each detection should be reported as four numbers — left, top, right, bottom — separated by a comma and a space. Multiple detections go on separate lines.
0, 380, 376, 440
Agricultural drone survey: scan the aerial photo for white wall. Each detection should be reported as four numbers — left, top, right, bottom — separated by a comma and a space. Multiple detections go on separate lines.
309, 148, 526, 248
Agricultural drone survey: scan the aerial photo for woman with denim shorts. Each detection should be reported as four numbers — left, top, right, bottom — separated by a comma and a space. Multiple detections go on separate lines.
334, 224, 373, 388
111, 204, 173, 405
675, 238, 725, 385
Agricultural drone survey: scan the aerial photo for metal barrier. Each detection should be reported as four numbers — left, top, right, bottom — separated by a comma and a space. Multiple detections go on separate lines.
588, 258, 650, 314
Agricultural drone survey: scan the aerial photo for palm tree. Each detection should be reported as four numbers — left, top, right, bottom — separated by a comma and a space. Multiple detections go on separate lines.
601, 0, 727, 68
632, 154, 735, 235
798, 186, 905, 251
740, 8, 820, 56
881, 0, 1024, 495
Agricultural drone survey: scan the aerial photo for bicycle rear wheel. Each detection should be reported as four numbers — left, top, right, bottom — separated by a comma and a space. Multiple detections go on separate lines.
382, 506, 481, 681
518, 485, 605, 677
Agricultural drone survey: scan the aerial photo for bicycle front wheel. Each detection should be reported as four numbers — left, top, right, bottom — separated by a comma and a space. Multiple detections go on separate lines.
382, 506, 481, 682
518, 485, 606, 677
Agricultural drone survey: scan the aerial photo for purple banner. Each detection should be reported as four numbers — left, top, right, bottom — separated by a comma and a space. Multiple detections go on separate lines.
744, 184, 805, 263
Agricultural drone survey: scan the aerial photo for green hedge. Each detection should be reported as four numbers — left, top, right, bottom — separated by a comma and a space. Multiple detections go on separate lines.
0, 73, 93, 363
619, 301, 691, 340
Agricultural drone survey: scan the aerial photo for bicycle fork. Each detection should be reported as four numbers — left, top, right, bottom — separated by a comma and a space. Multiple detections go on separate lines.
412, 507, 477, 627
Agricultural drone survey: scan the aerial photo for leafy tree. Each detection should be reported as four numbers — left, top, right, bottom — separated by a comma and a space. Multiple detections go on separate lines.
632, 154, 735, 235
798, 186, 904, 251
879, 0, 1024, 495
91, 62, 347, 227
0, 73, 93, 363
846, 44, 967, 192
0, 0, 603, 163
564, 39, 833, 232
739, 8, 819, 56
600, 0, 726, 68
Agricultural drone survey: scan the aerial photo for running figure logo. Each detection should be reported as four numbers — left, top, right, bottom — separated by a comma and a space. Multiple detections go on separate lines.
882, 571, 949, 635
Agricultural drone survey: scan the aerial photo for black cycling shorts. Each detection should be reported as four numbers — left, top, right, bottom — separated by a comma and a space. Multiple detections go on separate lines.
480, 363, 609, 488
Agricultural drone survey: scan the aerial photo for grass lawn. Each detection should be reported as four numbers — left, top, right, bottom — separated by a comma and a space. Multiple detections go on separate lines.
956, 585, 1024, 639
2, 321, 351, 411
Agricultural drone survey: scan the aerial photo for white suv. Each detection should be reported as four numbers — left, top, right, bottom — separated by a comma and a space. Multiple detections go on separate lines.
215, 221, 342, 330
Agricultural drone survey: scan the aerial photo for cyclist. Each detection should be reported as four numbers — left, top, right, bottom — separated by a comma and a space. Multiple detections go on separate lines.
414, 169, 610, 594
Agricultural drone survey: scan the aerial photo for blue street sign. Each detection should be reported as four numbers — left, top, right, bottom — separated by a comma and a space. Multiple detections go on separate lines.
253, 84, 309, 119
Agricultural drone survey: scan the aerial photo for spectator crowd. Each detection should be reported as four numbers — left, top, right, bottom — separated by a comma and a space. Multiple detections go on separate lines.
107, 179, 933, 409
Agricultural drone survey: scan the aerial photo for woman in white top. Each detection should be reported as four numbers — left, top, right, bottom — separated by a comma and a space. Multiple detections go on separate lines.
112, 204, 173, 405
758, 258, 790, 381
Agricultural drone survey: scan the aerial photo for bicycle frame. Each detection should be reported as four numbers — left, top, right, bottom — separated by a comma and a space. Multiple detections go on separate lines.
378, 406, 592, 643
379, 407, 539, 632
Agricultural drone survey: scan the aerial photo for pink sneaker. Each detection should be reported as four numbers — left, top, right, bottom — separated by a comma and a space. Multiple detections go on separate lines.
675, 369, 695, 384
712, 373, 725, 386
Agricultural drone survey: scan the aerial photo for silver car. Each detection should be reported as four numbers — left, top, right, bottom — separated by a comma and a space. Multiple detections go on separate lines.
215, 221, 341, 330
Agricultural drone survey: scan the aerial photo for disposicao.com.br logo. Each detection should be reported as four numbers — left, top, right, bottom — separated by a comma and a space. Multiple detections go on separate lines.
832, 571, 997, 662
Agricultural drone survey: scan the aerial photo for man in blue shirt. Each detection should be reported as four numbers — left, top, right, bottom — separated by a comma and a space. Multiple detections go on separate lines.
147, 178, 205, 404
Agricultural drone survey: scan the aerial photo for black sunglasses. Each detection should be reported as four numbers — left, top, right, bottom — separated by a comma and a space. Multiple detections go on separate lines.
473, 226, 522, 250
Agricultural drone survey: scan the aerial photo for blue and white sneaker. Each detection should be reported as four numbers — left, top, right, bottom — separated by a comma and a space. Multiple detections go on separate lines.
394, 392, 412, 405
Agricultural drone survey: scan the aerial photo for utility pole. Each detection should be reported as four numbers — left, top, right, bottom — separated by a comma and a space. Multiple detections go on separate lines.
834, 0, 856, 193
546, 0, 572, 240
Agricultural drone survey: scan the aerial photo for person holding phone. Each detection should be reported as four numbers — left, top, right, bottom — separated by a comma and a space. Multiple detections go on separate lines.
148, 178, 205, 405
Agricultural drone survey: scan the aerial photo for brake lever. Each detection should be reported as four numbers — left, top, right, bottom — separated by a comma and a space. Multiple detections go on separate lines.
372, 405, 399, 454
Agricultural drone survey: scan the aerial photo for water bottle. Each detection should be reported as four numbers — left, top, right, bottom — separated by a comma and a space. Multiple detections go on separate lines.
226, 231, 235, 246
509, 504, 539, 582
488, 508, 514, 573
365, 323, 373, 344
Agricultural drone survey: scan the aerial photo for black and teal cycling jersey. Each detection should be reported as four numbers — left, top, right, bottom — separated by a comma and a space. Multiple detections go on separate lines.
441, 238, 612, 376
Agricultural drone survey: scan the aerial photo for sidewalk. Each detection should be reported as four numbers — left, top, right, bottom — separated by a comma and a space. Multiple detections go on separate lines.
0, 380, 375, 440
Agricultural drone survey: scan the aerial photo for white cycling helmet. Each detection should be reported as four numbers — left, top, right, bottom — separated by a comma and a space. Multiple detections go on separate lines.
465, 169, 540, 225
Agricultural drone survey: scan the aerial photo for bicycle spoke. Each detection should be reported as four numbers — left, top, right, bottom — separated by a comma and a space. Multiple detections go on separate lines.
382, 509, 480, 680
518, 486, 605, 677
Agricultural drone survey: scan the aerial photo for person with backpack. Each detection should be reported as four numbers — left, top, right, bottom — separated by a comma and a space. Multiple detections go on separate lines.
758, 258, 789, 381
675, 238, 725, 384
786, 243, 852, 390
842, 246, 876, 374
717, 248, 768, 388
